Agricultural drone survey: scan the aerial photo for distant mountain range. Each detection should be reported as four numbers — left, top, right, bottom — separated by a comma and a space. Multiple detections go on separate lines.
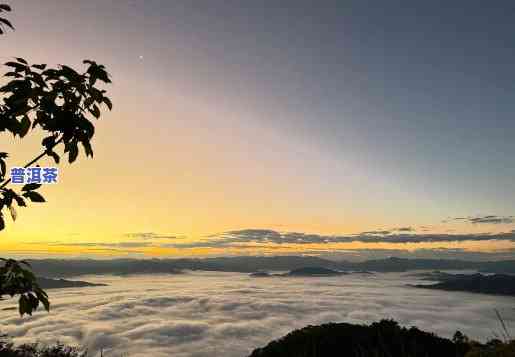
249, 267, 348, 277
26, 256, 515, 278
286, 267, 347, 276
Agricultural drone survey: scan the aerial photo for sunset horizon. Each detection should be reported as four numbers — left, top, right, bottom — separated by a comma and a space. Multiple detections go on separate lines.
2, 2, 515, 262
2, 2, 515, 356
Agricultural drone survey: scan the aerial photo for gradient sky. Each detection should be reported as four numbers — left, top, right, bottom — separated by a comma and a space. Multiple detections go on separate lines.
1, 0, 515, 258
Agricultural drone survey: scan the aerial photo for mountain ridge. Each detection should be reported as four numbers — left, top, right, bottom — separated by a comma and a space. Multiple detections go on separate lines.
25, 256, 515, 277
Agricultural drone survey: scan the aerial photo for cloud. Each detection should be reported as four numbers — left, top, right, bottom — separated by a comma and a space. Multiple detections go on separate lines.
394, 227, 414, 232
46, 242, 155, 248
166, 229, 515, 249
124, 232, 183, 240
1, 272, 514, 356
19, 225, 515, 259
468, 216, 515, 224
447, 215, 515, 225
359, 230, 392, 235
357, 227, 413, 236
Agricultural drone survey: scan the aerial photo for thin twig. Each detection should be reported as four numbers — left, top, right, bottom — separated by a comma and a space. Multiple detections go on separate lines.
495, 308, 511, 342
0, 136, 63, 189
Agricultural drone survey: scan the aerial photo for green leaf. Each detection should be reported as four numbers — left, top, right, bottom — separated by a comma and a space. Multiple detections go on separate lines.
31, 63, 47, 70
4, 71, 23, 78
22, 191, 46, 203
103, 97, 113, 110
81, 140, 94, 158
47, 150, 60, 164
59, 65, 81, 81
19, 115, 31, 137
15, 57, 28, 65
68, 142, 79, 163
41, 135, 56, 149
89, 104, 100, 118
14, 195, 26, 207
0, 17, 14, 31
19, 294, 30, 316
42, 297, 50, 311
22, 183, 42, 191
84, 96, 94, 108
4, 61, 25, 72
0, 157, 6, 178
28, 293, 39, 311
35, 289, 50, 311
9, 205, 16, 221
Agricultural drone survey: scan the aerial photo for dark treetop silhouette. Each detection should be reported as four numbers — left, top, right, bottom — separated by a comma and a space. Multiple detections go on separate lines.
0, 3, 112, 316
247, 319, 515, 357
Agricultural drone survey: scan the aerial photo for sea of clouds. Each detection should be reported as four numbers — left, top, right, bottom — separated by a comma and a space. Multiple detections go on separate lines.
1, 271, 514, 357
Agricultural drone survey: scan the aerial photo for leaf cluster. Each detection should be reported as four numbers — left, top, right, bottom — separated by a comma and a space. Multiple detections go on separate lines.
0, 259, 49, 316
0, 183, 44, 230
0, 4, 13, 34
1, 337, 88, 357
0, 57, 112, 163
0, 57, 112, 231
0, 2, 112, 318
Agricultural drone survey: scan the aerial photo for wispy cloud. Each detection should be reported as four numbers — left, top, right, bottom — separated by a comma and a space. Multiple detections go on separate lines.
445, 215, 515, 225
358, 227, 414, 236
394, 227, 414, 232
34, 241, 155, 249
18, 223, 515, 258
165, 229, 515, 249
359, 230, 392, 235
124, 232, 183, 240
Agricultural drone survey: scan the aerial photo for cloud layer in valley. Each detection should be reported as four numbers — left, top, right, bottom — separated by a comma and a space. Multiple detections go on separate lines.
1, 272, 514, 357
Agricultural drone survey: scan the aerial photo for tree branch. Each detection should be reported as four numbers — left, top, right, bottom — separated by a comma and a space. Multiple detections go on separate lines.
0, 136, 63, 189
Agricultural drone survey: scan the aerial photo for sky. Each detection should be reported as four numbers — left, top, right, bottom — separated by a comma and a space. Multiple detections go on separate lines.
1, 0, 515, 258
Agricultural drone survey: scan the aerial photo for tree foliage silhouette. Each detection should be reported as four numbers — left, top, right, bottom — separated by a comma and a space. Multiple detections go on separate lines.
0, 4, 13, 34
0, 3, 112, 316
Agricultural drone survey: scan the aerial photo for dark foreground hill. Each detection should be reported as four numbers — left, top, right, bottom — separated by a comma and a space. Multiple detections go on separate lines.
248, 320, 467, 357
248, 319, 515, 357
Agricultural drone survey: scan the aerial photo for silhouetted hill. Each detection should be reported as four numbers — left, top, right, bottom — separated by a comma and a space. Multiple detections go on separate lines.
343, 257, 482, 272
25, 256, 515, 277
477, 260, 515, 274
249, 271, 273, 277
248, 319, 470, 357
36, 277, 106, 289
340, 257, 515, 274
414, 273, 515, 296
200, 256, 342, 272
410, 271, 485, 281
286, 267, 346, 276
27, 256, 341, 277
